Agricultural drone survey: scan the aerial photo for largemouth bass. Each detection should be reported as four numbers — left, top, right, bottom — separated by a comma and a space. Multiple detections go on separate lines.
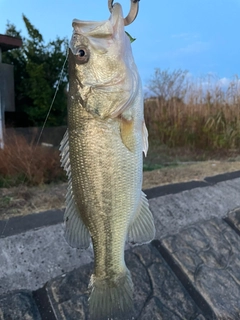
60, 3, 155, 319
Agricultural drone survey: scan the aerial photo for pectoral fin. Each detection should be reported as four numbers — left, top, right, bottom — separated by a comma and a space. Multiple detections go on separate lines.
60, 130, 91, 249
120, 118, 135, 153
120, 118, 149, 155
128, 192, 155, 245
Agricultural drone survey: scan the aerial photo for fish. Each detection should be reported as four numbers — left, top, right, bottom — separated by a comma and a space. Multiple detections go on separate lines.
60, 3, 155, 319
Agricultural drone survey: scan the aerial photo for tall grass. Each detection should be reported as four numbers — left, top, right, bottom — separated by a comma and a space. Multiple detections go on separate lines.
145, 70, 240, 150
0, 133, 65, 187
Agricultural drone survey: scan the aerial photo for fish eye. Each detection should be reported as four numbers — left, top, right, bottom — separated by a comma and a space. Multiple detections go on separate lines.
78, 49, 85, 57
75, 46, 89, 64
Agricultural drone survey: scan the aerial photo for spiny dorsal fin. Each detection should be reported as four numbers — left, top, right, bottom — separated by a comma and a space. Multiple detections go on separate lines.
60, 130, 91, 249
128, 191, 155, 245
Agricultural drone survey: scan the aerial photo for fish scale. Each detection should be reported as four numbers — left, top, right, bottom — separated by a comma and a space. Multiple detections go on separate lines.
60, 3, 155, 319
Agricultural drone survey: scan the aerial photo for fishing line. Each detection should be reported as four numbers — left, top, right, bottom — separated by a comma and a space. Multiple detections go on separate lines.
17, 48, 69, 186
0, 219, 9, 237
36, 48, 69, 146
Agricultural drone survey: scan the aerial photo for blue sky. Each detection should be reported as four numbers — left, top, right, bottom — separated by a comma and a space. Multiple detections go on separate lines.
0, 0, 239, 86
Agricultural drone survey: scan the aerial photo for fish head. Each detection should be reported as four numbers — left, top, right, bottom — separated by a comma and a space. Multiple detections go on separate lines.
69, 3, 139, 118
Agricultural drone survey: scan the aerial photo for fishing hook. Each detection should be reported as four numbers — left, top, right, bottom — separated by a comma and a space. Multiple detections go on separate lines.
108, 0, 140, 26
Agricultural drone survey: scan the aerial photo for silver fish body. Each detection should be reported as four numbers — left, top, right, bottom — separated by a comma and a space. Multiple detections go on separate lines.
60, 3, 155, 319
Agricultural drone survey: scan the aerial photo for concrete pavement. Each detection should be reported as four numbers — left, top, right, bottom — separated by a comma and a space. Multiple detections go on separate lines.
1, 171, 240, 319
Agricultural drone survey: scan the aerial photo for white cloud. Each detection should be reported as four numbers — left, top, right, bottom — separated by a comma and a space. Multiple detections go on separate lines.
217, 77, 231, 87
178, 41, 209, 54
187, 75, 240, 93
171, 33, 199, 41
217, 76, 240, 88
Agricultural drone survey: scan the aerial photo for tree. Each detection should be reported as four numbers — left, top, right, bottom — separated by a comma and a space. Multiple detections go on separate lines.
147, 68, 189, 102
3, 15, 68, 127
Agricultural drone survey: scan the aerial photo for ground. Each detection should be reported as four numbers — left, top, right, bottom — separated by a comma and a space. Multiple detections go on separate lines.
1, 158, 240, 220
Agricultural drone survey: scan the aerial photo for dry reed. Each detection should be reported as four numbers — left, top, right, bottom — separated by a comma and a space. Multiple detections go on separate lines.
0, 132, 65, 187
145, 70, 240, 150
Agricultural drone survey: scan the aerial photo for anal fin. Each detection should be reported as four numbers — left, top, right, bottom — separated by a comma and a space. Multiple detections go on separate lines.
128, 191, 155, 245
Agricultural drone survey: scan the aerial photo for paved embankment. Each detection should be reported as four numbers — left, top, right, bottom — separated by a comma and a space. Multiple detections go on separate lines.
1, 171, 240, 319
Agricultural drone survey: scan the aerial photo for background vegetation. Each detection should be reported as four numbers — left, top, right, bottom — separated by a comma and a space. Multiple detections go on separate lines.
1, 16, 68, 186
2, 16, 240, 186
3, 15, 68, 127
145, 69, 240, 151
0, 133, 65, 187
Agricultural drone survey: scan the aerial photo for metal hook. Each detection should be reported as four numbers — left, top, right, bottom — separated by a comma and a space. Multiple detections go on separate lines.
108, 0, 140, 26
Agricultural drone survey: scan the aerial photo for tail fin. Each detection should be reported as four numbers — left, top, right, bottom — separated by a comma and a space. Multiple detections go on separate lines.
88, 269, 133, 320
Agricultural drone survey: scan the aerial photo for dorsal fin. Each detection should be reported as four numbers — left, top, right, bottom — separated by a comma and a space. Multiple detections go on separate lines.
60, 130, 91, 249
142, 121, 149, 156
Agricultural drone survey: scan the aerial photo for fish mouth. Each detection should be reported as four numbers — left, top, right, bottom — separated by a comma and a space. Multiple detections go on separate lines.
109, 3, 125, 34
70, 3, 127, 58
71, 3, 124, 40
70, 18, 113, 55
69, 2, 138, 118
